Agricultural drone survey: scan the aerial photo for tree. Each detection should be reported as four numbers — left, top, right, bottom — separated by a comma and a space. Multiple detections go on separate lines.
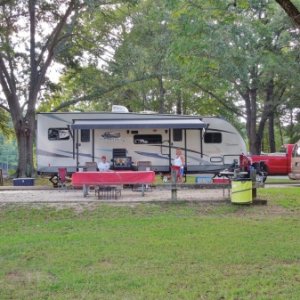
0, 0, 134, 177
0, 0, 81, 177
101, 0, 228, 116
275, 0, 300, 26
169, 0, 300, 154
48, 0, 187, 114
0, 109, 13, 137
108, 0, 176, 113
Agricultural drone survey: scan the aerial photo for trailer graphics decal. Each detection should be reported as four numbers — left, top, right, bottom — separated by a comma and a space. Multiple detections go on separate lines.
101, 132, 121, 139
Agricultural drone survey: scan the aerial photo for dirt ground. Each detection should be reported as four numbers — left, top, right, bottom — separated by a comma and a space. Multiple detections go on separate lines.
0, 186, 229, 203
0, 185, 231, 210
1, 185, 297, 218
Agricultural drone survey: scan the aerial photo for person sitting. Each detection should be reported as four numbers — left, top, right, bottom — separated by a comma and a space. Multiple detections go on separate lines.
97, 155, 111, 171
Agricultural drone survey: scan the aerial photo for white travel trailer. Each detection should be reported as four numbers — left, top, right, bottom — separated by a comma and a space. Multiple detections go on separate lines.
36, 111, 247, 175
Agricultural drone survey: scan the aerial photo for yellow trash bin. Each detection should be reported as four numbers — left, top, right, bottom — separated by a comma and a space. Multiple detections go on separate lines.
231, 179, 252, 204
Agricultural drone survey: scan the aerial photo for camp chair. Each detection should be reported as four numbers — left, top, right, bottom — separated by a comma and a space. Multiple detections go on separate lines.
57, 167, 68, 189
84, 161, 98, 171
132, 161, 152, 192
82, 162, 98, 193
137, 161, 151, 171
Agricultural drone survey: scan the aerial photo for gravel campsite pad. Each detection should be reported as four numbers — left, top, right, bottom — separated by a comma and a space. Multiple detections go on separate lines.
0, 187, 229, 203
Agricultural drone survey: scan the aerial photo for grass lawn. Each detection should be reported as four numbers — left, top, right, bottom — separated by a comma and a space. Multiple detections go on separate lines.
0, 188, 300, 299
265, 177, 296, 184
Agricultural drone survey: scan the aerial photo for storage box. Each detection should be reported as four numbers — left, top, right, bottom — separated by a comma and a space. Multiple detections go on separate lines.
13, 178, 35, 186
212, 178, 230, 184
195, 176, 212, 184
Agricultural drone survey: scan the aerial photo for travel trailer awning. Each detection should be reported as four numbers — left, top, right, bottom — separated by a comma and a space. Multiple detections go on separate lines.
70, 118, 208, 130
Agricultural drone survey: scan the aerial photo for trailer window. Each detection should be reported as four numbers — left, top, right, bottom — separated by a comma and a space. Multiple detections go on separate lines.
81, 129, 90, 142
204, 132, 222, 143
173, 129, 182, 142
48, 128, 70, 141
134, 134, 162, 144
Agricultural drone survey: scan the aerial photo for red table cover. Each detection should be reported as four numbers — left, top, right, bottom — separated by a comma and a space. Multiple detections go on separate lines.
72, 171, 155, 186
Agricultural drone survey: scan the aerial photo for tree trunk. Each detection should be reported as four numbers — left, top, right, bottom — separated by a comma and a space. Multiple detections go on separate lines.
287, 108, 294, 142
275, 0, 300, 26
244, 93, 258, 154
0, 1, 77, 178
252, 78, 276, 154
249, 88, 259, 154
244, 91, 252, 149
176, 90, 182, 115
142, 89, 147, 111
243, 84, 271, 155
277, 113, 284, 147
256, 112, 270, 154
14, 114, 35, 177
157, 76, 165, 113
264, 79, 275, 152
268, 113, 276, 152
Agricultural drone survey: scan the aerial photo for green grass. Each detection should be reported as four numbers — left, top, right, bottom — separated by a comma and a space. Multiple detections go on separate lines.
265, 177, 296, 184
0, 188, 300, 299
258, 187, 300, 210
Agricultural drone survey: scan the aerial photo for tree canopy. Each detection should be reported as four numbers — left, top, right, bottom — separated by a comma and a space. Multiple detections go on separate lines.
0, 0, 135, 176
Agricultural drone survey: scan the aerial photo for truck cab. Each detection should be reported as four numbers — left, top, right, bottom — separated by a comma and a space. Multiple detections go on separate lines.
248, 144, 294, 176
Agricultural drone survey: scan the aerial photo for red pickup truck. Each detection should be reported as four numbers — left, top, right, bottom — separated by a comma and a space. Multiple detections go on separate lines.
247, 144, 294, 176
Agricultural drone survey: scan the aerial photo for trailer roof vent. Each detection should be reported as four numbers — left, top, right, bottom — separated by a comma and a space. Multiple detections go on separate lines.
112, 105, 129, 113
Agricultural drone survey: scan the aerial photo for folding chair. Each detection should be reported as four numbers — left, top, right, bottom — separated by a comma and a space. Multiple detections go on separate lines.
137, 161, 151, 171
82, 162, 98, 193
133, 161, 152, 192
84, 162, 98, 171
58, 167, 68, 189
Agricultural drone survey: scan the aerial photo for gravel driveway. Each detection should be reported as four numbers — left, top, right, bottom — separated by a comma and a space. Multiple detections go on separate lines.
0, 186, 230, 204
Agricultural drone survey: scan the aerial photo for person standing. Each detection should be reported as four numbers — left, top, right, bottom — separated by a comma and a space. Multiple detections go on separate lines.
97, 155, 111, 171
173, 148, 185, 183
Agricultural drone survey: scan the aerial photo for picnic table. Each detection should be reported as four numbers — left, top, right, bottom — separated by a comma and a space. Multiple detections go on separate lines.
72, 170, 156, 197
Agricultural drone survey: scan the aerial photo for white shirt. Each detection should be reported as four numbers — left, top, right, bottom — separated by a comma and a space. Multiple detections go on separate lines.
173, 156, 183, 167
98, 161, 110, 171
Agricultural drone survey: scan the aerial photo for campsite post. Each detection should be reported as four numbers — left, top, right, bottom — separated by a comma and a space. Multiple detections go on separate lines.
171, 168, 177, 201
